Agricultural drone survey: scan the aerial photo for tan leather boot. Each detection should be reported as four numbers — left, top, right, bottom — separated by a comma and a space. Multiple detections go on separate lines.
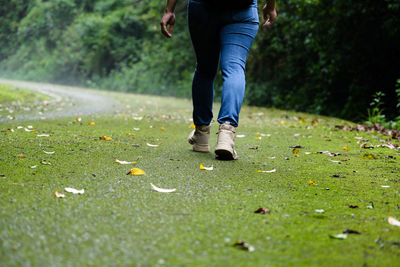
215, 122, 238, 160
188, 125, 211, 152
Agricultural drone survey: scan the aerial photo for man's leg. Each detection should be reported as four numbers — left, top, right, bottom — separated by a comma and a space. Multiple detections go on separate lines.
218, 22, 259, 127
187, 0, 220, 126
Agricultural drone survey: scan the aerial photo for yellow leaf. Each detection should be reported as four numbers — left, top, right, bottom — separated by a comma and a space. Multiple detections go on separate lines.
189, 124, 196, 129
125, 132, 135, 136
75, 117, 81, 122
308, 180, 318, 186
256, 136, 262, 140
311, 120, 318, 125
55, 190, 65, 198
362, 154, 376, 160
127, 168, 146, 175
343, 146, 350, 150
160, 127, 166, 131
292, 148, 299, 157
99, 136, 112, 141
88, 122, 96, 126
258, 169, 277, 173
200, 164, 213, 171
280, 121, 287, 126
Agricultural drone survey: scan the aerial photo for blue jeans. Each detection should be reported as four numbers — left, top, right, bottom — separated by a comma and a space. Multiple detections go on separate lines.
188, 0, 259, 127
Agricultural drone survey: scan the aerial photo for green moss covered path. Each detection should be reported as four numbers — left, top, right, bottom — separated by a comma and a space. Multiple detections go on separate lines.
1, 81, 399, 266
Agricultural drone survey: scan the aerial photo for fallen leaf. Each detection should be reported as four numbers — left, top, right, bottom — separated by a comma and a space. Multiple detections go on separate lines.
133, 116, 143, 121
18, 154, 25, 158
99, 136, 112, 141
349, 205, 359, 209
362, 153, 376, 160
308, 180, 318, 186
254, 208, 270, 214
257, 169, 277, 173
44, 151, 55, 155
329, 234, 347, 240
290, 145, 304, 149
237, 134, 246, 138
125, 132, 135, 136
146, 143, 159, 147
88, 122, 96, 126
343, 146, 350, 150
115, 159, 136, 165
292, 148, 299, 157
24, 128, 35, 132
30, 165, 38, 169
133, 128, 140, 131
65, 187, 85, 194
381, 185, 390, 188
160, 127, 165, 131
127, 168, 146, 175
315, 209, 325, 213
37, 134, 50, 137
280, 121, 287, 126
233, 241, 255, 252
255, 136, 262, 140
55, 190, 65, 198
40, 160, 51, 165
388, 216, 400, 227
75, 117, 81, 122
200, 164, 213, 171
311, 119, 318, 125
343, 229, 361, 234
150, 183, 176, 193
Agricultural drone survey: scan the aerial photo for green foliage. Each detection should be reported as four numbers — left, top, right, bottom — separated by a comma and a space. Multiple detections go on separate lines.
0, 0, 399, 122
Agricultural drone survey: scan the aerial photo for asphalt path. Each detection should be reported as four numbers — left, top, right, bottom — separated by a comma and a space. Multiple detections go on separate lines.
0, 79, 118, 122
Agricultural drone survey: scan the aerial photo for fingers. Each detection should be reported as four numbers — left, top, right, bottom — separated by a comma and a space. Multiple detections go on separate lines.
160, 13, 175, 38
262, 9, 277, 29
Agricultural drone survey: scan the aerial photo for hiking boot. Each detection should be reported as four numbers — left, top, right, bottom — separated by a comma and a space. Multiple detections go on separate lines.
215, 122, 238, 160
188, 124, 211, 152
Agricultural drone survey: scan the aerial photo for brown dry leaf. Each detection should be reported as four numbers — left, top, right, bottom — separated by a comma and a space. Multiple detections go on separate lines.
254, 207, 270, 214
388, 216, 400, 227
17, 154, 25, 158
233, 241, 255, 252
99, 136, 112, 141
88, 122, 96, 126
55, 190, 65, 198
127, 168, 146, 175
308, 180, 318, 186
311, 119, 318, 125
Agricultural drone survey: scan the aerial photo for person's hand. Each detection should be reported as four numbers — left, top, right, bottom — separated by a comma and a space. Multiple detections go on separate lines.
262, 4, 277, 29
160, 12, 176, 38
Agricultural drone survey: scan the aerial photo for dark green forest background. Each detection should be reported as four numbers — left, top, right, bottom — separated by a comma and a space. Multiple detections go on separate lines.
1, 0, 399, 122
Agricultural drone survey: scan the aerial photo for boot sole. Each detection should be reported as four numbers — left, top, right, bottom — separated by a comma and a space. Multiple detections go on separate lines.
193, 144, 210, 153
215, 149, 237, 160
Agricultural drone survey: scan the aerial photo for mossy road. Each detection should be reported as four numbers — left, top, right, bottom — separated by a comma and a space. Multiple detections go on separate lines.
1, 81, 400, 266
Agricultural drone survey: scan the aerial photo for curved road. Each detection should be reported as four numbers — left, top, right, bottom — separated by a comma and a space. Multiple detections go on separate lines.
0, 79, 118, 122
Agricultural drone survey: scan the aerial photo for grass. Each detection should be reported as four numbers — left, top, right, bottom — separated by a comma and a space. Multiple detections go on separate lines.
0, 85, 400, 266
0, 84, 50, 118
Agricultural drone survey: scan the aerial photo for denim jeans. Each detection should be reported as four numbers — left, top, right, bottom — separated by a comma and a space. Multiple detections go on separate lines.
188, 0, 259, 127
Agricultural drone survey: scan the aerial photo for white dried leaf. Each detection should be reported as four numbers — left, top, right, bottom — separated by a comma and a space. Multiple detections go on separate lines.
236, 134, 246, 138
200, 164, 213, 171
330, 234, 347, 239
55, 190, 65, 198
30, 165, 38, 169
44, 151, 55, 155
146, 143, 159, 147
315, 209, 325, 213
37, 134, 50, 137
64, 188, 85, 195
150, 183, 176, 193
259, 169, 276, 173
381, 185, 390, 188
115, 159, 136, 165
388, 216, 400, 227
